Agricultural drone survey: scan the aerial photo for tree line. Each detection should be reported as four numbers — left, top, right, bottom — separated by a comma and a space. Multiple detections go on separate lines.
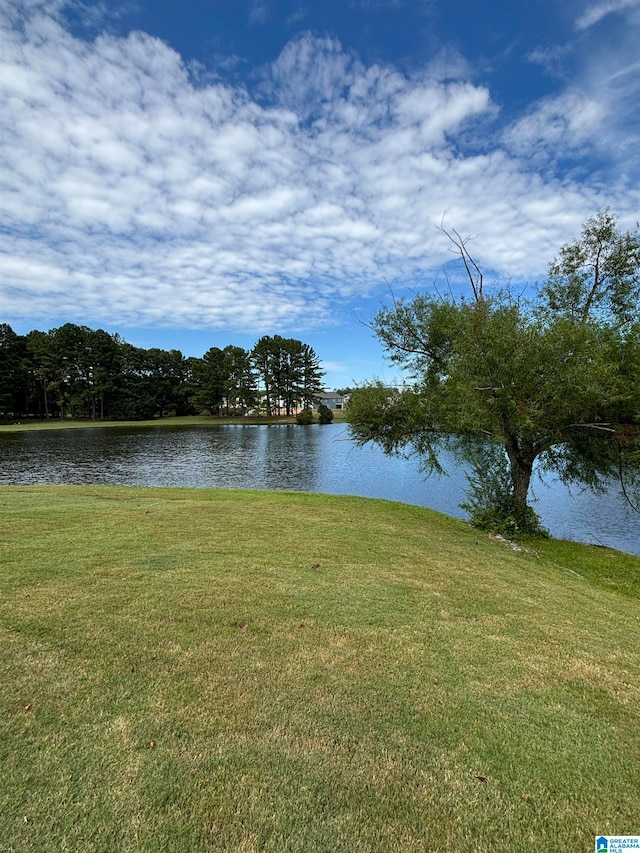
0, 326, 326, 421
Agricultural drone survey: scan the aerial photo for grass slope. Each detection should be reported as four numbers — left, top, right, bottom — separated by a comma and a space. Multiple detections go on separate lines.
1, 486, 639, 852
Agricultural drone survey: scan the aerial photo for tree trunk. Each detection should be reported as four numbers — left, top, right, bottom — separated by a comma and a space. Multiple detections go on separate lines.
505, 438, 535, 522
510, 456, 533, 512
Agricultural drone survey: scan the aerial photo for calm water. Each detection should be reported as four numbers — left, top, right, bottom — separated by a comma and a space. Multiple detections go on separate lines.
1, 423, 639, 556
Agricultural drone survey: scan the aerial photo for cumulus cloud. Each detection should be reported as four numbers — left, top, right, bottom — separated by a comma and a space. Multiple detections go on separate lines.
0, 1, 638, 336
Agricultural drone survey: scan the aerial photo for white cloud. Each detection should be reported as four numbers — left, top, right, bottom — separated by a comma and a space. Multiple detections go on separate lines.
526, 44, 573, 79
249, 0, 270, 26
502, 90, 605, 158
515, 0, 640, 179
0, 3, 638, 338
576, 0, 640, 30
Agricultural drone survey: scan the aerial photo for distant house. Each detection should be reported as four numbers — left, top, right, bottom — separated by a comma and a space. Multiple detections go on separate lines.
313, 391, 349, 410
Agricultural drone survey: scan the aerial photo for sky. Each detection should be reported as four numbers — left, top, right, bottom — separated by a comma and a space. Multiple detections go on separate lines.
1, 0, 639, 389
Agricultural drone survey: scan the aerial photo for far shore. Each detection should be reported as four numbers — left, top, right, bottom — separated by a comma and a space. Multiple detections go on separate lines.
0, 412, 347, 432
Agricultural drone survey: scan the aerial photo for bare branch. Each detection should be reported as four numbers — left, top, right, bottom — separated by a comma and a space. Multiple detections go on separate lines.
569, 422, 617, 433
436, 219, 484, 301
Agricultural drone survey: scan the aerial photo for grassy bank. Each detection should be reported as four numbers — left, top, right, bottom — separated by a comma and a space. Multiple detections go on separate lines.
1, 486, 639, 852
0, 415, 293, 432
0, 412, 348, 433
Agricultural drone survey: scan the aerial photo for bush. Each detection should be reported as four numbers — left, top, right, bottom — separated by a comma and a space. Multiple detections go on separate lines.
296, 409, 315, 425
318, 403, 334, 424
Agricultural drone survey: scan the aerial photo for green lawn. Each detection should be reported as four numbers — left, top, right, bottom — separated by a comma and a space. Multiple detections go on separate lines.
0, 411, 348, 433
1, 486, 638, 852
0, 415, 293, 432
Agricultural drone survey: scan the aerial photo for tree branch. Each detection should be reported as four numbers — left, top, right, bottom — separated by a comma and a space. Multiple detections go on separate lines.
569, 422, 617, 433
436, 220, 484, 301
618, 453, 640, 515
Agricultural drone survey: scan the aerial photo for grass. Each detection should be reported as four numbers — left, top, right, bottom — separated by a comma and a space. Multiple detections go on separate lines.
0, 412, 348, 433
0, 415, 293, 432
1, 485, 639, 852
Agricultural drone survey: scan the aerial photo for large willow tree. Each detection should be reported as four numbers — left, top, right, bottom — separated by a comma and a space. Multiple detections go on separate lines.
347, 212, 640, 535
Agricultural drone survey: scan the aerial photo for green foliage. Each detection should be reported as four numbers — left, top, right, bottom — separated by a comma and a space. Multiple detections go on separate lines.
1, 324, 321, 424
252, 335, 324, 416
296, 408, 315, 424
317, 402, 334, 424
0, 324, 28, 418
460, 444, 549, 537
348, 212, 640, 537
540, 209, 640, 325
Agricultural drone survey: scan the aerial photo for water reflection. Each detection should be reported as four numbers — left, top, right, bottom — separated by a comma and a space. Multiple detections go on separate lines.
1, 423, 638, 556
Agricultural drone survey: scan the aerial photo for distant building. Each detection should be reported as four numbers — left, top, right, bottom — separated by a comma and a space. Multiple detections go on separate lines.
313, 391, 349, 410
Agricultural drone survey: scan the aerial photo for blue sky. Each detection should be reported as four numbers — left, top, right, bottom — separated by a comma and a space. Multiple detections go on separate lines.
1, 0, 639, 389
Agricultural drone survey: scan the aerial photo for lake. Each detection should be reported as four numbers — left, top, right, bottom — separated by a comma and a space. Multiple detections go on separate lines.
1, 422, 639, 556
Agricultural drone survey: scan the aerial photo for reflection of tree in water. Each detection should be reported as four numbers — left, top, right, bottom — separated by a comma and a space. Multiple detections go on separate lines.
260, 425, 321, 492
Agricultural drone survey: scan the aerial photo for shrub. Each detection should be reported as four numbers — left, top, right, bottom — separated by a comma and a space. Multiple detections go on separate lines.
296, 409, 315, 425
318, 403, 334, 424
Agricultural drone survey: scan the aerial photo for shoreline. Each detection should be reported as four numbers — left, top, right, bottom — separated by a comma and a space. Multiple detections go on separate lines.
0, 413, 347, 433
